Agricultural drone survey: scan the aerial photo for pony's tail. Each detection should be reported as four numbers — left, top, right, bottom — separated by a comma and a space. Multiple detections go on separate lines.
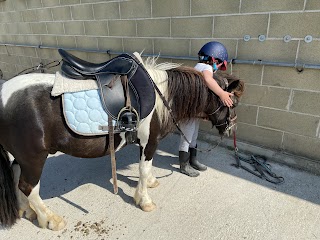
0, 145, 19, 227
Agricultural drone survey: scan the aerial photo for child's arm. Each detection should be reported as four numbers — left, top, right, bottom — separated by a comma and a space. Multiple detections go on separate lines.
202, 70, 233, 107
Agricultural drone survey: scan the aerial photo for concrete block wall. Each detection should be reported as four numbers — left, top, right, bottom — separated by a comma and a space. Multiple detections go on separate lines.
0, 0, 319, 164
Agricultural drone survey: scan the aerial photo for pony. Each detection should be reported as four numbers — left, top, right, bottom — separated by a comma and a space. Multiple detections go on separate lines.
0, 53, 244, 230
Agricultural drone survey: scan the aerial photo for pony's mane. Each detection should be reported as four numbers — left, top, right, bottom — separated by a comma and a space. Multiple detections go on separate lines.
133, 52, 210, 127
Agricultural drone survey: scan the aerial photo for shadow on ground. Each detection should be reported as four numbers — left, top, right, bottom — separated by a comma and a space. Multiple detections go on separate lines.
40, 133, 320, 207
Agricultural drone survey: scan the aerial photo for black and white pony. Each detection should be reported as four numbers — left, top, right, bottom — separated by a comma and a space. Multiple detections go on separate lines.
0, 53, 244, 230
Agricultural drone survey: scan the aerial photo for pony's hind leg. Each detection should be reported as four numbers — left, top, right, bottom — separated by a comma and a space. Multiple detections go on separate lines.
12, 162, 36, 221
17, 154, 66, 231
27, 181, 66, 230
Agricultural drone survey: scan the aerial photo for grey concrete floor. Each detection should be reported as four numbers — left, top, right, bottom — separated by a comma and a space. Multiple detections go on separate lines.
1, 133, 319, 240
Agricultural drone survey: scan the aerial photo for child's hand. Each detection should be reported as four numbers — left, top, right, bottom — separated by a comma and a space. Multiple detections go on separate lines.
219, 91, 233, 107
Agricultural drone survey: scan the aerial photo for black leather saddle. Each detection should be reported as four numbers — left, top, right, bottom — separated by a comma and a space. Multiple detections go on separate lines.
58, 49, 156, 120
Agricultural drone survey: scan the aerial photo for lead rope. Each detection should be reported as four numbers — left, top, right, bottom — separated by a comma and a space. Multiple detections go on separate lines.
232, 129, 284, 184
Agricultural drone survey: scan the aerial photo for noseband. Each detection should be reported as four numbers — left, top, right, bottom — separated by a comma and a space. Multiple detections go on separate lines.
208, 102, 237, 135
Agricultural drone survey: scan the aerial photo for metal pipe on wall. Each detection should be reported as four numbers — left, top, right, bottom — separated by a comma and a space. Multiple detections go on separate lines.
1, 43, 320, 71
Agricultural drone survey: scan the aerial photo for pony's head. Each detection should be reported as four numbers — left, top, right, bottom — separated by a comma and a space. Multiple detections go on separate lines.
206, 72, 245, 135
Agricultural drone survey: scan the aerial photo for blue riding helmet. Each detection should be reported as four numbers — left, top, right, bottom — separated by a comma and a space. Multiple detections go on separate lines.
198, 41, 228, 71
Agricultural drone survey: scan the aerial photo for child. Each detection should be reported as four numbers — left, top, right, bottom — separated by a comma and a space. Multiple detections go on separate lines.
179, 41, 233, 177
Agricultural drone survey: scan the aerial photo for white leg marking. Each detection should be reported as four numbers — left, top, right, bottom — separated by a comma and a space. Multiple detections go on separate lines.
146, 159, 160, 188
134, 111, 158, 211
12, 164, 37, 220
28, 182, 66, 230
134, 155, 157, 212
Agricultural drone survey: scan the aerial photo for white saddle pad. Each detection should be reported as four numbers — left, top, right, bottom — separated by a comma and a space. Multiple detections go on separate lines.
63, 90, 116, 136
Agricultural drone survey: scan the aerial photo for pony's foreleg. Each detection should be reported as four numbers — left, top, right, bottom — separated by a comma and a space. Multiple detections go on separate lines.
134, 156, 157, 212
146, 159, 160, 188
12, 163, 36, 221
27, 181, 66, 230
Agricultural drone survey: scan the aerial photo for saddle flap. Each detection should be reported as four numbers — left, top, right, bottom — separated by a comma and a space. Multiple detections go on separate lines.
96, 73, 125, 119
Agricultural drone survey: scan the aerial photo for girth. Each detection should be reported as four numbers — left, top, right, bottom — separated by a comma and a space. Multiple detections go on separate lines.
58, 49, 156, 120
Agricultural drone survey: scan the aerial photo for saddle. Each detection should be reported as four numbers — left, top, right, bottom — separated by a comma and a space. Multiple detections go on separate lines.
58, 49, 156, 122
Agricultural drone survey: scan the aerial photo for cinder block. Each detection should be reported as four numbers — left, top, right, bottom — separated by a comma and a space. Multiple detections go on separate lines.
26, 0, 42, 9
31, 22, 47, 35
236, 104, 258, 125
93, 2, 120, 20
41, 35, 58, 47
283, 133, 320, 160
87, 52, 110, 63
37, 49, 60, 60
74, 36, 97, 49
2, 1, 14, 11
57, 36, 77, 48
97, 37, 123, 52
214, 14, 269, 38
64, 21, 85, 35
37, 8, 53, 21
108, 20, 136, 37
42, 0, 60, 7
84, 21, 108, 36
241, 84, 291, 109
137, 19, 170, 37
298, 41, 320, 65
258, 107, 319, 137
18, 23, 33, 34
241, 0, 304, 12
13, 35, 27, 45
154, 39, 190, 56
23, 47, 38, 58
22, 10, 38, 22
192, 0, 240, 15
8, 11, 23, 22
172, 17, 213, 38
152, 0, 189, 17
6, 46, 24, 56
24, 35, 41, 46
120, 0, 151, 19
237, 40, 298, 63
290, 90, 320, 116
82, 0, 105, 3
5, 23, 18, 34
263, 66, 320, 91
60, 0, 80, 5
269, 12, 320, 38
14, 0, 27, 11
123, 38, 153, 54
71, 4, 94, 20
230, 64, 262, 85
52, 6, 72, 21
236, 123, 283, 150
305, 0, 320, 10
19, 56, 33, 67
46, 22, 64, 35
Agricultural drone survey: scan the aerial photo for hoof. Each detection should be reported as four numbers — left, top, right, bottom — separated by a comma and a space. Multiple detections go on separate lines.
48, 215, 67, 231
141, 202, 156, 212
25, 209, 37, 221
147, 179, 160, 188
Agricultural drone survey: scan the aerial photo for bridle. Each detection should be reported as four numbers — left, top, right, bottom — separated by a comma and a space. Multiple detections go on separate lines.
207, 94, 238, 136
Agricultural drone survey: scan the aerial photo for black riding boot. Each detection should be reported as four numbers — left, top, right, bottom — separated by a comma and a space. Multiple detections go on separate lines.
189, 147, 207, 171
179, 151, 200, 177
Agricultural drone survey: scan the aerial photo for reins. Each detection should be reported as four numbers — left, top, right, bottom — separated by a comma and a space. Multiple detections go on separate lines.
232, 129, 284, 184
13, 60, 62, 77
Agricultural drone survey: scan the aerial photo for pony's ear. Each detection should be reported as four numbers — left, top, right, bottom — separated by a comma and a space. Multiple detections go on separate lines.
227, 80, 240, 92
